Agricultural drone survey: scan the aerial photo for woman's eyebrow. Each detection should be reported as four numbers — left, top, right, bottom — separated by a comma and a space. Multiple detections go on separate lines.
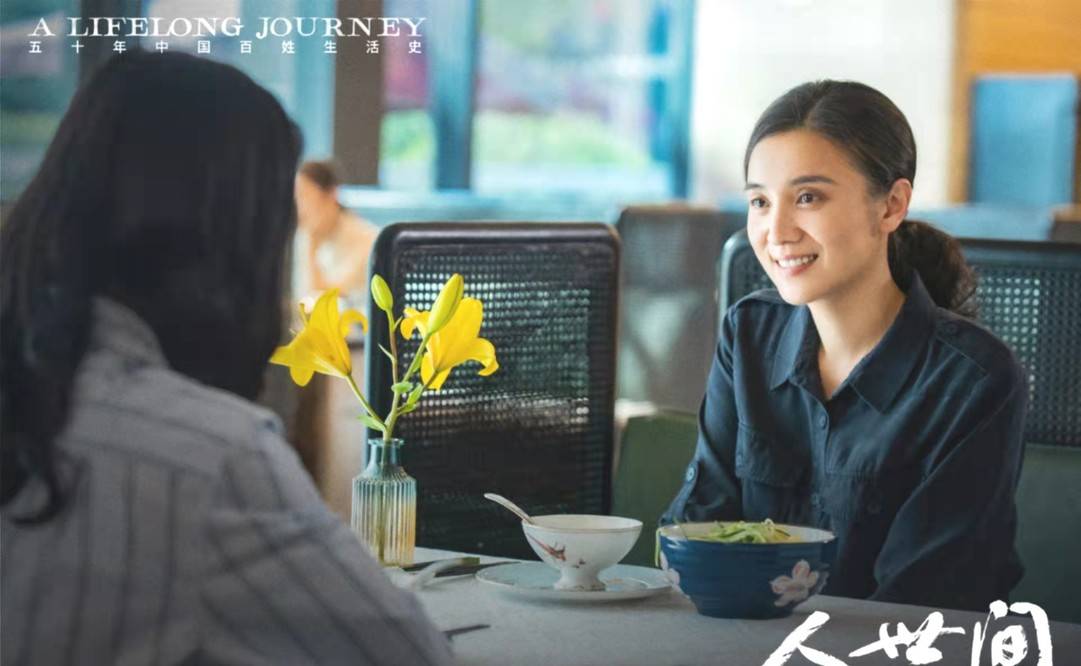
790, 174, 838, 186
744, 174, 839, 190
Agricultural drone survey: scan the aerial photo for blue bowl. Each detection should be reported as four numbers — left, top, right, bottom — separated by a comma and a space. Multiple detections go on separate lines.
658, 522, 837, 619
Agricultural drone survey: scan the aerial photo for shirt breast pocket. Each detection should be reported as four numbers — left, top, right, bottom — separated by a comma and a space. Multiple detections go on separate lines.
821, 467, 916, 528
734, 422, 806, 487
733, 422, 810, 524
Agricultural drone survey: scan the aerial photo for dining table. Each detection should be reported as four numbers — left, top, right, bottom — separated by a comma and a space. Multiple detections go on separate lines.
391, 548, 1081, 666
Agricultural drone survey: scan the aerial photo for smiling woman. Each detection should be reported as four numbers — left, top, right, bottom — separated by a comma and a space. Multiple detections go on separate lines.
663, 80, 1029, 613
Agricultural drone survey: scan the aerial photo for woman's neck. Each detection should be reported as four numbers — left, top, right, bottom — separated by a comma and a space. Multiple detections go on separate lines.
311, 208, 343, 243
808, 263, 906, 397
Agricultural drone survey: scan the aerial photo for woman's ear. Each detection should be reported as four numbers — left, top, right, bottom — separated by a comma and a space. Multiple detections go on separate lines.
880, 178, 912, 234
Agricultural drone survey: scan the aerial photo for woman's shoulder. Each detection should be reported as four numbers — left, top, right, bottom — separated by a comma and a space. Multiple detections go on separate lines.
928, 308, 1027, 391
71, 350, 288, 471
724, 288, 798, 331
339, 209, 379, 240
715, 289, 804, 360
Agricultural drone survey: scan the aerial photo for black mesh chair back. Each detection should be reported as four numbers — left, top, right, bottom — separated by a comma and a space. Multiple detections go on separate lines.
365, 222, 620, 557
615, 205, 744, 412
718, 230, 772, 312
719, 230, 1081, 446
961, 240, 1081, 447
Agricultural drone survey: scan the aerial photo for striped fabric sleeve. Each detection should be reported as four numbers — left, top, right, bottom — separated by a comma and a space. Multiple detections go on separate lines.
196, 424, 454, 665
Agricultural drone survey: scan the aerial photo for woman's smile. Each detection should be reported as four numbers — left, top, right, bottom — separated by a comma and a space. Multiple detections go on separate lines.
773, 253, 819, 275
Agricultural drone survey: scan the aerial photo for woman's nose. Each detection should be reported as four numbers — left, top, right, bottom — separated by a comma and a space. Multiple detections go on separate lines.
766, 203, 801, 245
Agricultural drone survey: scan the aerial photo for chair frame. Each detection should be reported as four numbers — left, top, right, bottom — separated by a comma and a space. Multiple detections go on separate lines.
364, 222, 622, 553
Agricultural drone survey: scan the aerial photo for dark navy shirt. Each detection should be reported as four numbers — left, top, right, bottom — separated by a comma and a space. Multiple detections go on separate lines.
662, 273, 1028, 611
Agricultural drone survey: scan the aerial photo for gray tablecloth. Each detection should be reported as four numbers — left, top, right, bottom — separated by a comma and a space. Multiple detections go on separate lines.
395, 549, 1081, 666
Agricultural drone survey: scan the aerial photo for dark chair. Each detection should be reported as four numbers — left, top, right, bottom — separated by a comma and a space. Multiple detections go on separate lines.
612, 411, 698, 567
365, 222, 620, 558
719, 229, 1081, 620
961, 239, 1081, 623
959, 239, 1081, 447
718, 230, 772, 312
1013, 444, 1081, 623
615, 205, 744, 413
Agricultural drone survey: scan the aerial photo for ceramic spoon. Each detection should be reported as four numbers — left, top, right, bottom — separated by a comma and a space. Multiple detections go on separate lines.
483, 493, 536, 525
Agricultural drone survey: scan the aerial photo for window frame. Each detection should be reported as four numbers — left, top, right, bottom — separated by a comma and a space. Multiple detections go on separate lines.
411, 0, 694, 196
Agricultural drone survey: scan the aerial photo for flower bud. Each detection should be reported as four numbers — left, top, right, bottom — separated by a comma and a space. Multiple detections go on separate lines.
427, 273, 464, 334
371, 274, 394, 313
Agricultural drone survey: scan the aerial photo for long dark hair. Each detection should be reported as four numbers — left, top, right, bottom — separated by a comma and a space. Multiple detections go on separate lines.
1, 51, 302, 522
743, 80, 976, 316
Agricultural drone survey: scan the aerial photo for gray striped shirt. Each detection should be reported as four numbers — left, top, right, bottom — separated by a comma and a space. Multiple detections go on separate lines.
1, 299, 454, 665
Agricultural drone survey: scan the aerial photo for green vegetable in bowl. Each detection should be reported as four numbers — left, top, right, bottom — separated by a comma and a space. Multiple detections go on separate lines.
695, 519, 796, 544
655, 519, 799, 566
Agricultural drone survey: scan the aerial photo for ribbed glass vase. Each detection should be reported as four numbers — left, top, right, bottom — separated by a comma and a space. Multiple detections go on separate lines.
351, 438, 416, 567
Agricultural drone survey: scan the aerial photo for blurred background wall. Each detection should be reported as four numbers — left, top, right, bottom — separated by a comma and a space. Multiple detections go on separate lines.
690, 0, 955, 208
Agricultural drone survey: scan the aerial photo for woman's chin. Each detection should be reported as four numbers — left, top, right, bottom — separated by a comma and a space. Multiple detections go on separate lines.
774, 282, 821, 306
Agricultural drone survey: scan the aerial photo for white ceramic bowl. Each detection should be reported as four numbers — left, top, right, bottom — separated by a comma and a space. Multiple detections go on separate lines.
522, 515, 642, 591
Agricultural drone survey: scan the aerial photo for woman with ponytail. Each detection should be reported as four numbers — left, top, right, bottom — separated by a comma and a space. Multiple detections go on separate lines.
664, 81, 1027, 611
0, 51, 451, 665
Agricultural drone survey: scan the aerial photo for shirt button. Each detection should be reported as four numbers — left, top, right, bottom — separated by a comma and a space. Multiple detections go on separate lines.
817, 412, 828, 429
685, 463, 696, 482
942, 322, 959, 336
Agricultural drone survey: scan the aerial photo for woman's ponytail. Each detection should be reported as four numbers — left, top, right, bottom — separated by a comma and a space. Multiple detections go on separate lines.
888, 220, 977, 318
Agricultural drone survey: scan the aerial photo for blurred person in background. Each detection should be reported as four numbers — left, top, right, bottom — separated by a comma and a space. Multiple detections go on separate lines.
294, 160, 379, 311
0, 50, 452, 665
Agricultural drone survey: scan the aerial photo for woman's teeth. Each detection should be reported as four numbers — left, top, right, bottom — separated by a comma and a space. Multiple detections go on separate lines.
776, 255, 817, 269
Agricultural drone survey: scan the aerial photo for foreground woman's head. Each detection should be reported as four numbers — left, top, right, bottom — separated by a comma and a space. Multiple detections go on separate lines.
1, 51, 301, 519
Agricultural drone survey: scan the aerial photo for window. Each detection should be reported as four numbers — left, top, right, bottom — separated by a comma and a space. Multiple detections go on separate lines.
142, 0, 335, 159
377, 0, 692, 197
472, 0, 688, 197
1, 0, 690, 202
379, 0, 435, 190
0, 0, 81, 201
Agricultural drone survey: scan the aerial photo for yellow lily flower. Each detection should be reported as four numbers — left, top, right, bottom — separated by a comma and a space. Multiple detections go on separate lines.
401, 298, 498, 390
427, 273, 464, 334
270, 289, 367, 386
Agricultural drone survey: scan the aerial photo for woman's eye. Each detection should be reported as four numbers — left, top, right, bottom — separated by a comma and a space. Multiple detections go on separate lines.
797, 192, 816, 204
749, 197, 767, 209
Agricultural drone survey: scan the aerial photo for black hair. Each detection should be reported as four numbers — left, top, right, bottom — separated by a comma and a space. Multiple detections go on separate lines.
1, 50, 302, 522
743, 80, 976, 317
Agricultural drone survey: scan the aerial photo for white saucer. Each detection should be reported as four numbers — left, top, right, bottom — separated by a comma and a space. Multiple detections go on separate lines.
475, 562, 672, 602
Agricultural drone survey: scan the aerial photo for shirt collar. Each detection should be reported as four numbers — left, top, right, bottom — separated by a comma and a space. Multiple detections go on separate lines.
91, 297, 168, 368
769, 305, 817, 392
769, 273, 938, 412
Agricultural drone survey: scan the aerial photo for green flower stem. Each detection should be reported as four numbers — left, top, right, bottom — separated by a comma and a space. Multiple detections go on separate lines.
384, 373, 438, 444
375, 476, 386, 562
383, 332, 433, 442
402, 332, 430, 380
417, 375, 437, 396
381, 311, 402, 444
346, 374, 385, 428
386, 311, 400, 387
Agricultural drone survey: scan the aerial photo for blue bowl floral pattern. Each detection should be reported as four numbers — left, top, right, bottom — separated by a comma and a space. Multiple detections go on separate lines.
658, 522, 836, 619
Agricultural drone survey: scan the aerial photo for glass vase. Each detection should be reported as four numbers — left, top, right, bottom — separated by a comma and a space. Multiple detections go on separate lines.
351, 438, 416, 567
